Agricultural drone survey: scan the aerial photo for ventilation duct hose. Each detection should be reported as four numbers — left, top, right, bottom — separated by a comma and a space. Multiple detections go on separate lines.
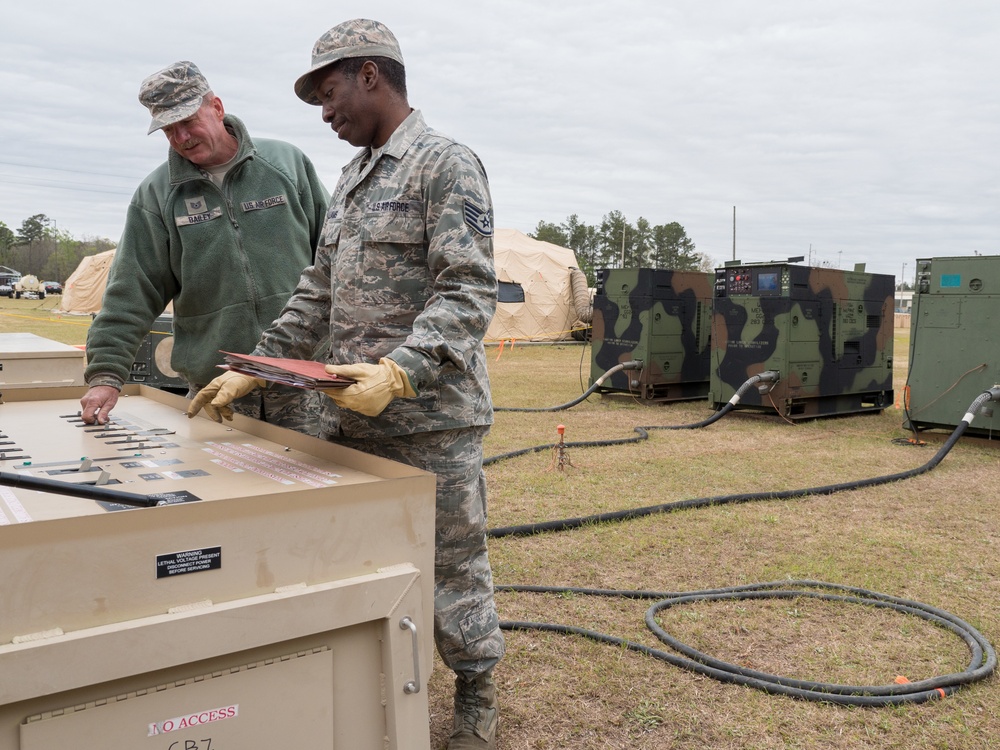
569, 267, 593, 324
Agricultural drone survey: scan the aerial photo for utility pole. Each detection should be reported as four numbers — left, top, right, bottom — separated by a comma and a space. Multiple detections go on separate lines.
732, 206, 736, 261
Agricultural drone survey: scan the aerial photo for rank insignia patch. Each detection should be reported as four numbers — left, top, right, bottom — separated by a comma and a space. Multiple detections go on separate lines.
464, 199, 493, 237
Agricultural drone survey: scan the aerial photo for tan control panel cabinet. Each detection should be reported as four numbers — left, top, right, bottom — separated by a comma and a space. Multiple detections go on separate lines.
0, 385, 436, 749
0, 333, 86, 388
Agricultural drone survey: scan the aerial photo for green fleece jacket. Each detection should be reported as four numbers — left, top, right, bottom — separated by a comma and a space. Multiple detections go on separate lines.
84, 115, 329, 387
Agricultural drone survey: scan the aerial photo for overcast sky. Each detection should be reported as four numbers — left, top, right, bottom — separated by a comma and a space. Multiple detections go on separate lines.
2, 1, 997, 281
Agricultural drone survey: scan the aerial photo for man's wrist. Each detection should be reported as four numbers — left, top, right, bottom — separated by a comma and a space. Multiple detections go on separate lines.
86, 373, 125, 391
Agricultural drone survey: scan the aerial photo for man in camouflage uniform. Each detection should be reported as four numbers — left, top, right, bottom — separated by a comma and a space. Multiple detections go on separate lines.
81, 61, 330, 436
187, 20, 505, 749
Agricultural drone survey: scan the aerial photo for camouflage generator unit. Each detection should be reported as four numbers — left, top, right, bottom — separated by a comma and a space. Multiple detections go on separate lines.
590, 268, 714, 401
710, 261, 894, 419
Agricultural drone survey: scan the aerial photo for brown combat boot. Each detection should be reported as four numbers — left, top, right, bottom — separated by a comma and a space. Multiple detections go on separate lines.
448, 672, 498, 750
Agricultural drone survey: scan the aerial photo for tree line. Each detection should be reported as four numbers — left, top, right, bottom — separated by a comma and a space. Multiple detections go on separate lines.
1, 210, 710, 288
530, 211, 712, 286
0, 214, 115, 282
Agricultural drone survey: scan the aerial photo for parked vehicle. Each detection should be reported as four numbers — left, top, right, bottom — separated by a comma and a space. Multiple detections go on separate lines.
43, 280, 63, 294
0, 284, 12, 298
13, 275, 45, 300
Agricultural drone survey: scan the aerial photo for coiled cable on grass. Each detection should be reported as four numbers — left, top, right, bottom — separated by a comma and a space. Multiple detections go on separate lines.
497, 580, 996, 706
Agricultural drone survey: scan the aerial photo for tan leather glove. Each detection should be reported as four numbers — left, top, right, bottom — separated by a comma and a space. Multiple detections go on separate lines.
322, 358, 416, 417
186, 371, 266, 422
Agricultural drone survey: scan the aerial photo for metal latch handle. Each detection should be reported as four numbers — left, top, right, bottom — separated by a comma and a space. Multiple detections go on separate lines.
399, 616, 421, 694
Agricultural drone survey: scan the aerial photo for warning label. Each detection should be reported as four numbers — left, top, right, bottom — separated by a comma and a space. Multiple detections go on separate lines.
156, 547, 222, 579
148, 703, 239, 735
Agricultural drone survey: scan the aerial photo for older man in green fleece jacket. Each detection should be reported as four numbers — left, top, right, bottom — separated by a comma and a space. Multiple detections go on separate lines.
81, 61, 331, 435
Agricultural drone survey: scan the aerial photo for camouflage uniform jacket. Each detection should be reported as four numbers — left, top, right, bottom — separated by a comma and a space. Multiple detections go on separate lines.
255, 110, 497, 438
84, 115, 329, 387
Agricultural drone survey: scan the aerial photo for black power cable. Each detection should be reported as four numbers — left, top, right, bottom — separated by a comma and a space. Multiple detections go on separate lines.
641, 370, 780, 431
494, 360, 644, 413
487, 388, 998, 538
485, 371, 780, 466
483, 426, 650, 467
498, 580, 996, 706
0, 468, 197, 507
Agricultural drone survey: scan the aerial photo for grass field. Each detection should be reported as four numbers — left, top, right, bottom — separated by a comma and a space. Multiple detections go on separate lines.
2, 297, 998, 749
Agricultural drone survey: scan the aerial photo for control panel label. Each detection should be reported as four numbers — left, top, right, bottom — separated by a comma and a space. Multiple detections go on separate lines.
156, 546, 222, 579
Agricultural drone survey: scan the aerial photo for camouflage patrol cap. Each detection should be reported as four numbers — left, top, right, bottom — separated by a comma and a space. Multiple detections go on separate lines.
138, 61, 212, 135
294, 19, 404, 105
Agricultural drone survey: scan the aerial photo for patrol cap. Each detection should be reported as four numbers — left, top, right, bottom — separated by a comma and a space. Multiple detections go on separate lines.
294, 19, 404, 105
139, 61, 212, 135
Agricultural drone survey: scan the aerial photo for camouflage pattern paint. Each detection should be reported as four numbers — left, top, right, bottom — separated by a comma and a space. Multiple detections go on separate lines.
590, 268, 714, 401
710, 262, 894, 419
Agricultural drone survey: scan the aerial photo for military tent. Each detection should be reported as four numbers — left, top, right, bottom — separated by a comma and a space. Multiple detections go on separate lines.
487, 228, 591, 342
58, 249, 116, 315
58, 249, 175, 316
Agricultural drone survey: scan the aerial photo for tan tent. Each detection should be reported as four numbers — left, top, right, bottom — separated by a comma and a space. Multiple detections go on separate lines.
487, 228, 588, 343
58, 249, 116, 315
58, 249, 174, 316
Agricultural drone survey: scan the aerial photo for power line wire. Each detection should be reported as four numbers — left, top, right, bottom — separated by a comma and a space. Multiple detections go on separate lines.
0, 174, 133, 196
0, 159, 142, 181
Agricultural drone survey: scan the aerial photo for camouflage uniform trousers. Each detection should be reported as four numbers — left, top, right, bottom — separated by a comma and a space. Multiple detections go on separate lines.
333, 425, 505, 678
187, 383, 332, 439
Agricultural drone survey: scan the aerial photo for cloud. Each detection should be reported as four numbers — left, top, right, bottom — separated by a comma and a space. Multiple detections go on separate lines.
1, 0, 998, 278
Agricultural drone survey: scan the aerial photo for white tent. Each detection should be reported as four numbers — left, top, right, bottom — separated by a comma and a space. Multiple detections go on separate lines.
58, 249, 115, 315
487, 228, 588, 342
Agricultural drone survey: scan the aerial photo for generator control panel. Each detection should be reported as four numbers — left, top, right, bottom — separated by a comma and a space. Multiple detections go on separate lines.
716, 265, 790, 297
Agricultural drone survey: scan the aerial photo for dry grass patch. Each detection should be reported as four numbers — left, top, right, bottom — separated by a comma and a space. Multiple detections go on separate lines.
0, 295, 90, 345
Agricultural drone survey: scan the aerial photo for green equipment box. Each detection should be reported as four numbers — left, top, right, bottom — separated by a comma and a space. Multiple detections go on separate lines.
905, 255, 1000, 436
126, 313, 187, 392
590, 268, 714, 401
710, 261, 894, 419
